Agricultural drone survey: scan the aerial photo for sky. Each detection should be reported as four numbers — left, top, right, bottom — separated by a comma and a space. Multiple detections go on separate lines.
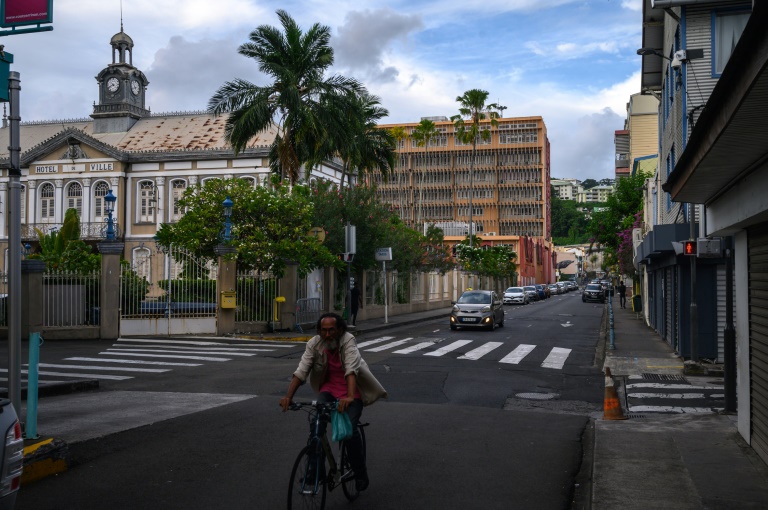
4, 0, 644, 181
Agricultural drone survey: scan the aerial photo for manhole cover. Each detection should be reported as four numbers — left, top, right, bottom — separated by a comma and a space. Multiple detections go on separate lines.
516, 392, 557, 400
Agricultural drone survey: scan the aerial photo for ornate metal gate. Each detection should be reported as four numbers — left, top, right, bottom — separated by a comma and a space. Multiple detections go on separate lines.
120, 245, 218, 336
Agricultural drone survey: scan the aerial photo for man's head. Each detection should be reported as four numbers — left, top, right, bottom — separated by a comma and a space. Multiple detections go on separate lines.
316, 312, 347, 351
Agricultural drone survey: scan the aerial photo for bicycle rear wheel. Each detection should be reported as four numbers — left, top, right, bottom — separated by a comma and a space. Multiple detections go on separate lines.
340, 425, 367, 501
288, 445, 326, 510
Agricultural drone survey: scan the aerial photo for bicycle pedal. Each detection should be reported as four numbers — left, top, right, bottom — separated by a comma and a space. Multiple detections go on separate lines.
340, 470, 355, 482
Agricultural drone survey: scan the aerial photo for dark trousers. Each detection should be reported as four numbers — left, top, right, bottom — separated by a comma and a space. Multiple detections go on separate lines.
318, 392, 366, 478
619, 294, 626, 308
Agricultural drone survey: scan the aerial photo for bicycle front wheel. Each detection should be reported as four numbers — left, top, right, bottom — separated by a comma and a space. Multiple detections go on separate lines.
288, 445, 326, 510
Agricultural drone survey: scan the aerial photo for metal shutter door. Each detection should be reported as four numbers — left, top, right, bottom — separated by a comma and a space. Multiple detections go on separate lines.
748, 224, 768, 465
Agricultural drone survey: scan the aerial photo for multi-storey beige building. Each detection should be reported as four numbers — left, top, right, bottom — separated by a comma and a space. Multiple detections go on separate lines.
374, 116, 551, 239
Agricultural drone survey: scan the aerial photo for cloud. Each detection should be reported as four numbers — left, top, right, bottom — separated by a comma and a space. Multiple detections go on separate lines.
621, 0, 643, 12
333, 9, 423, 83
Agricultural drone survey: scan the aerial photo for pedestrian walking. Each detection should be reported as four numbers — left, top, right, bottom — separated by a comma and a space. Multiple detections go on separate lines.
617, 281, 627, 309
351, 283, 362, 325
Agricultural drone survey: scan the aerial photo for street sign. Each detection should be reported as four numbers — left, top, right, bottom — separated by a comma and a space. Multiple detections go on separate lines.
345, 224, 356, 254
375, 247, 392, 261
0, 50, 12, 101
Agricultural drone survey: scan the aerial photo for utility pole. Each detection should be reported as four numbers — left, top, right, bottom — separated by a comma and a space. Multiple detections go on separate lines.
689, 204, 698, 362
7, 70, 21, 414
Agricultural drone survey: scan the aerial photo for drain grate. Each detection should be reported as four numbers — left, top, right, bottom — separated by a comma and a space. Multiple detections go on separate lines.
626, 414, 646, 419
641, 373, 686, 381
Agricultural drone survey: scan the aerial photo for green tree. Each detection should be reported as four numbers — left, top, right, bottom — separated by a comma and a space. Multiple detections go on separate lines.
582, 178, 598, 190
154, 177, 337, 278
208, 10, 362, 184
455, 235, 517, 279
451, 89, 500, 248
586, 172, 647, 272
411, 119, 439, 227
30, 208, 100, 273
331, 91, 395, 189
551, 193, 589, 245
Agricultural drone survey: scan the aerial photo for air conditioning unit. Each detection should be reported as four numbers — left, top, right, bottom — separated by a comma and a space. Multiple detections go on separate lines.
485, 232, 497, 236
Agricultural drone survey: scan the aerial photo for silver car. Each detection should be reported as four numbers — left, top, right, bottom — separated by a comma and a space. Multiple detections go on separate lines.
450, 290, 505, 330
523, 286, 539, 301
503, 287, 528, 305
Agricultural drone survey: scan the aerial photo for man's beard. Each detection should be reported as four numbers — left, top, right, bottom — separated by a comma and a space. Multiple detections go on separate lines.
325, 338, 339, 351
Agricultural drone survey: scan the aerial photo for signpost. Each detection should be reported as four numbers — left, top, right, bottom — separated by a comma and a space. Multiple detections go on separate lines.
375, 248, 392, 323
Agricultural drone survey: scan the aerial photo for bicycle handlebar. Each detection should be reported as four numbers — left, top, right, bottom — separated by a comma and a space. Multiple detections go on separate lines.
288, 400, 338, 412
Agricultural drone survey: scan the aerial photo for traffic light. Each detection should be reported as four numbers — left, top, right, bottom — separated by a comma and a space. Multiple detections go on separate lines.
338, 253, 354, 262
683, 240, 697, 256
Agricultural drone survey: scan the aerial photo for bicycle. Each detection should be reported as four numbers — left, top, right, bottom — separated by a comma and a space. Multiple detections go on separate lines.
287, 400, 368, 509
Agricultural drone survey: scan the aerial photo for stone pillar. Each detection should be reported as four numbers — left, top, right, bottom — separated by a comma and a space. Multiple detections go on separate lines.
214, 244, 237, 336
54, 179, 64, 224
280, 263, 299, 331
21, 259, 46, 339
98, 242, 125, 340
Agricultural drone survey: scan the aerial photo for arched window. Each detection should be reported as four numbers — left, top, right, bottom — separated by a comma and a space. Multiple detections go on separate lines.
93, 182, 110, 222
66, 182, 83, 217
39, 183, 55, 223
240, 176, 256, 188
170, 179, 186, 222
138, 181, 155, 223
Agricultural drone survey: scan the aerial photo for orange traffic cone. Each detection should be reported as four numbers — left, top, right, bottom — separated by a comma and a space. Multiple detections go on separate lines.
603, 367, 628, 420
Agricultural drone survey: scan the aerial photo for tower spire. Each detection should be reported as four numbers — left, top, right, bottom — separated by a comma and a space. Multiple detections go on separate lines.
120, 0, 124, 32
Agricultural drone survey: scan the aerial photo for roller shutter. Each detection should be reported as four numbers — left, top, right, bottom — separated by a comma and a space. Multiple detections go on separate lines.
748, 224, 768, 465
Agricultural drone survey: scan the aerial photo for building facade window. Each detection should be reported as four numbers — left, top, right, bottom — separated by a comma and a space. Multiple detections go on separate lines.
39, 182, 55, 222
138, 181, 155, 223
132, 247, 152, 282
712, 9, 750, 76
93, 181, 109, 222
66, 182, 83, 217
170, 179, 187, 222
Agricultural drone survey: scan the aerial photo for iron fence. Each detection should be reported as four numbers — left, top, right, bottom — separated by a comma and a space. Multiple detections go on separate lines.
43, 270, 100, 326
236, 270, 279, 323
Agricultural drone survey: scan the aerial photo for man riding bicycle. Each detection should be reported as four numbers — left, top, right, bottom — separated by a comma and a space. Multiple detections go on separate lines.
280, 312, 387, 492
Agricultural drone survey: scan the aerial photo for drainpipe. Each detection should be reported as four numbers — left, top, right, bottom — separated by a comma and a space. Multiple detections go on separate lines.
689, 204, 698, 362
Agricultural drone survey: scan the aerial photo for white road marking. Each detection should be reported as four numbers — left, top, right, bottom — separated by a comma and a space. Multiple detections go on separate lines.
626, 383, 713, 390
560, 322, 573, 328
116, 338, 294, 348
365, 338, 413, 352
25, 370, 132, 380
627, 405, 723, 413
499, 344, 536, 364
424, 340, 473, 357
629, 392, 707, 399
393, 342, 435, 354
65, 357, 201, 367
34, 363, 170, 373
99, 352, 230, 361
106, 348, 255, 357
541, 347, 572, 369
458, 342, 504, 360
355, 336, 395, 348
432, 330, 441, 333
114, 344, 273, 352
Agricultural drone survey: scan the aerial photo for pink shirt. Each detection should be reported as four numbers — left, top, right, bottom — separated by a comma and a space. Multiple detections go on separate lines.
319, 348, 361, 399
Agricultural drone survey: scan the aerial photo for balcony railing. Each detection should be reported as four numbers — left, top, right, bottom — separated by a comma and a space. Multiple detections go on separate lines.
21, 222, 122, 241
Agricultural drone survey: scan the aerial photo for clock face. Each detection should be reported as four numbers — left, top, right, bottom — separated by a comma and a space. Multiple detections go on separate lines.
107, 77, 120, 93
131, 79, 141, 96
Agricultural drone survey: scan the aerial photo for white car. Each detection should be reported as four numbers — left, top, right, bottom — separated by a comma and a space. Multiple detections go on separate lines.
503, 287, 528, 305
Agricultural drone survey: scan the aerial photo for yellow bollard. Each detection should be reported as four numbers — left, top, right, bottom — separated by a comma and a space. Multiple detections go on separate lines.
274, 296, 285, 322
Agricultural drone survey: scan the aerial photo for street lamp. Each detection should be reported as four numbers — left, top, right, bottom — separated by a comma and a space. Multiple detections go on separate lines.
104, 189, 116, 241
221, 196, 233, 243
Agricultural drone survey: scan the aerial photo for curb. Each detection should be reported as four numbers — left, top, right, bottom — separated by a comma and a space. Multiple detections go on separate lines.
22, 438, 69, 484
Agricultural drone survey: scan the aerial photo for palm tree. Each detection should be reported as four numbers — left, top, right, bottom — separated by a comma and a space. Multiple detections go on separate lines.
208, 10, 362, 184
451, 89, 501, 248
411, 119, 439, 229
331, 92, 395, 189
389, 126, 408, 220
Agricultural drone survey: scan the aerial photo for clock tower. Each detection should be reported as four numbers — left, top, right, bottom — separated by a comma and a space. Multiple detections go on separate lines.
92, 27, 150, 134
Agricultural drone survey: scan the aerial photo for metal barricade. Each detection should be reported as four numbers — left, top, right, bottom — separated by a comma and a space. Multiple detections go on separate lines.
295, 297, 322, 326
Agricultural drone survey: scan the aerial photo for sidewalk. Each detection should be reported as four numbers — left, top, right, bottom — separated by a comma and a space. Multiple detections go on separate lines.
591, 298, 768, 509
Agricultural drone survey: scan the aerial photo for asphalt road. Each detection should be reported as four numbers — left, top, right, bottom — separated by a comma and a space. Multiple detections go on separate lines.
16, 289, 605, 509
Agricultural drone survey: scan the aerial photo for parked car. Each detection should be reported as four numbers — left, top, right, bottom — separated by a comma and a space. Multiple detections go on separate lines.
566, 281, 579, 291
503, 287, 528, 305
450, 290, 504, 330
523, 286, 539, 302
0, 398, 23, 510
535, 284, 549, 299
582, 283, 606, 303
548, 283, 560, 295
556, 282, 567, 294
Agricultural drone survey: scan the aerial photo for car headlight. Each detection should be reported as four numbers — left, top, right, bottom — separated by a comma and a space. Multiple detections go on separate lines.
481, 306, 490, 312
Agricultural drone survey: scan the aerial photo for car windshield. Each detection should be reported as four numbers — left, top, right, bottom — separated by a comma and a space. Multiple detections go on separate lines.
506, 287, 523, 293
458, 292, 491, 304
586, 284, 602, 291
524, 286, 535, 291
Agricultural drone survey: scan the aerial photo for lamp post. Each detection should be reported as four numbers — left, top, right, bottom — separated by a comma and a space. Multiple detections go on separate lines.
104, 189, 116, 241
222, 196, 233, 243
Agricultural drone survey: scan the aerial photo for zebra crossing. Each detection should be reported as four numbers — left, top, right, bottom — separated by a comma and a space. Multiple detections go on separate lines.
3, 338, 295, 387
625, 375, 725, 414
358, 335, 574, 369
